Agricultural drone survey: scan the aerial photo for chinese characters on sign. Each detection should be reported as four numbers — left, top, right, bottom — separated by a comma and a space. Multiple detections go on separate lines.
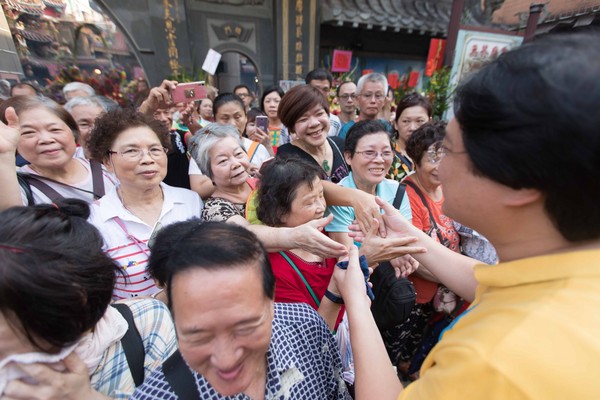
163, 0, 180, 75
294, 0, 303, 77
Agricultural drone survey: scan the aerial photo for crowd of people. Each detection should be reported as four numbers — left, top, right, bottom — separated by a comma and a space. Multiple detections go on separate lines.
0, 30, 598, 400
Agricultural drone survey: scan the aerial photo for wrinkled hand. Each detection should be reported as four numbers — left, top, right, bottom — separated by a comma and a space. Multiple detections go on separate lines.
1, 353, 109, 400
0, 107, 21, 155
247, 163, 260, 178
335, 246, 372, 306
390, 255, 419, 278
291, 214, 348, 259
179, 102, 202, 134
138, 80, 178, 115
351, 190, 386, 237
359, 218, 426, 266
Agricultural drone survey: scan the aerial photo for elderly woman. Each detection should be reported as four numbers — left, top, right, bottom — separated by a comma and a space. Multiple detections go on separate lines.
190, 123, 348, 259
0, 96, 117, 210
87, 108, 202, 300
256, 156, 344, 330
388, 93, 432, 181
0, 200, 176, 399
64, 95, 108, 159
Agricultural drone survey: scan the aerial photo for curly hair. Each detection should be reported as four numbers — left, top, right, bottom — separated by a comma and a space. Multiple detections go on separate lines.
406, 120, 447, 167
257, 156, 323, 227
86, 107, 170, 162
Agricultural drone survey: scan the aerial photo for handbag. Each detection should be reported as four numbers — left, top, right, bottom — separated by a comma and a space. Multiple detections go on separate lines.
369, 183, 417, 331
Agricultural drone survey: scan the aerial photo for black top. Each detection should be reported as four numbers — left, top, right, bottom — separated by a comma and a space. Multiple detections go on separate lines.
164, 130, 190, 189
276, 137, 349, 183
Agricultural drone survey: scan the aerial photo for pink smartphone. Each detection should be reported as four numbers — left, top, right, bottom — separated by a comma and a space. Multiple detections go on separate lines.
256, 115, 268, 133
171, 81, 207, 103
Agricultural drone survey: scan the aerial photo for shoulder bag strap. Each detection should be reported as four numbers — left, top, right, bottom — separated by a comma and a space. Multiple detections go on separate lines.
278, 251, 321, 307
404, 180, 446, 244
328, 137, 349, 173
21, 174, 64, 203
17, 173, 34, 205
89, 160, 105, 199
392, 183, 406, 210
163, 350, 199, 398
111, 303, 145, 387
247, 141, 259, 164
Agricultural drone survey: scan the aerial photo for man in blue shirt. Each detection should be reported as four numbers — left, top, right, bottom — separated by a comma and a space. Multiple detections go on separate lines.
132, 221, 350, 400
339, 73, 393, 139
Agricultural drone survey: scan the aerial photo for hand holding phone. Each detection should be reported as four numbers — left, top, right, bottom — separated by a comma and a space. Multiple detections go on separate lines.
255, 115, 269, 134
171, 81, 207, 103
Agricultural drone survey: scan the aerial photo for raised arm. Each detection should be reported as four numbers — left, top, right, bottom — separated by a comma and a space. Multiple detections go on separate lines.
137, 80, 178, 116
0, 107, 25, 211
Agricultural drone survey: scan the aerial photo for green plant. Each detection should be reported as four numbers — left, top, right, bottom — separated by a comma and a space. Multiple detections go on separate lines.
423, 67, 453, 120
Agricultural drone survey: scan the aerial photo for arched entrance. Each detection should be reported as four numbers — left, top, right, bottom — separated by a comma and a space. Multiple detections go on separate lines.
214, 51, 259, 97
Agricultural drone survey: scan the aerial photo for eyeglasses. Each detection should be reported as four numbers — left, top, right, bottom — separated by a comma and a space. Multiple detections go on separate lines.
428, 143, 468, 164
355, 150, 394, 160
339, 94, 356, 101
108, 147, 168, 161
359, 92, 386, 101
236, 93, 250, 98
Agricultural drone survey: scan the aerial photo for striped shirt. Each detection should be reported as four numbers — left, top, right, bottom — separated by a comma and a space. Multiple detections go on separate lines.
92, 298, 177, 399
89, 183, 202, 300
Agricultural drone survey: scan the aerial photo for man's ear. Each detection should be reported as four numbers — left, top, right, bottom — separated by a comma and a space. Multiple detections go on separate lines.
504, 187, 543, 207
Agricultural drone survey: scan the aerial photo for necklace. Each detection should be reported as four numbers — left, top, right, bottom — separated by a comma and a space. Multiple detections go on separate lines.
323, 159, 330, 172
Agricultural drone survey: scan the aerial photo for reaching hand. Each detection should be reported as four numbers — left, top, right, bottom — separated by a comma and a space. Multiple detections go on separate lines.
375, 196, 417, 238
334, 246, 372, 306
359, 218, 426, 266
351, 190, 386, 237
0, 107, 21, 155
390, 254, 420, 278
2, 352, 109, 400
291, 214, 348, 259
138, 80, 178, 115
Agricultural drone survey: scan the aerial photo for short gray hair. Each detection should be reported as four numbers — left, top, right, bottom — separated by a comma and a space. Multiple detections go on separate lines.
63, 82, 95, 96
64, 95, 108, 113
356, 73, 388, 95
189, 123, 245, 179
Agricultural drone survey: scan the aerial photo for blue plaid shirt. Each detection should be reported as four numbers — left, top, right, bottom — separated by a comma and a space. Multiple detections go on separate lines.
131, 302, 351, 399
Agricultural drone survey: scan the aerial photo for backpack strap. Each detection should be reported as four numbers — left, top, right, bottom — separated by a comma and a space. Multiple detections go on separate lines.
89, 160, 105, 199
328, 137, 349, 174
163, 350, 199, 398
111, 303, 145, 387
392, 183, 406, 210
247, 141, 259, 164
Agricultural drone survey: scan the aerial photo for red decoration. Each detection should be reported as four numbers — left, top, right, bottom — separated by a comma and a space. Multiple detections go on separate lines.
361, 69, 374, 76
331, 50, 353, 72
425, 39, 446, 77
408, 71, 420, 88
387, 73, 400, 90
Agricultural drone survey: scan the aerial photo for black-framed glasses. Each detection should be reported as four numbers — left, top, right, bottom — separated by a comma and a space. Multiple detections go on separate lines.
108, 147, 168, 161
339, 94, 357, 101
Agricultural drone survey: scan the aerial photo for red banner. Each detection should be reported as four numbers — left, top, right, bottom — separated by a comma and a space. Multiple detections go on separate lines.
408, 71, 420, 88
361, 69, 374, 76
331, 50, 353, 72
387, 73, 399, 90
425, 38, 446, 77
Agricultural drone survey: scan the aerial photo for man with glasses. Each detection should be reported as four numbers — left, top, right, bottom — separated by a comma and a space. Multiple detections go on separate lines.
336, 81, 357, 127
338, 73, 392, 139
233, 84, 254, 112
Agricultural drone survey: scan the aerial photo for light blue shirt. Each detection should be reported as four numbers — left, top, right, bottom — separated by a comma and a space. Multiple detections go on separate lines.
326, 172, 412, 234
